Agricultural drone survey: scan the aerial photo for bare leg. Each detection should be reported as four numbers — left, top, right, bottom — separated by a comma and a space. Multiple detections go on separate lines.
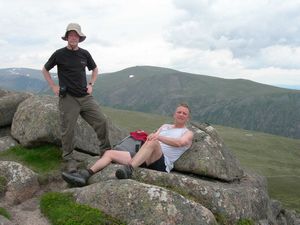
90, 150, 132, 173
130, 140, 162, 168
115, 140, 163, 179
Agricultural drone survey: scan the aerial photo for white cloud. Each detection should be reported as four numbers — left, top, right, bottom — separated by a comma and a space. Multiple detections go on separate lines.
242, 67, 300, 86
0, 0, 300, 87
88, 37, 173, 73
258, 45, 300, 69
168, 47, 244, 76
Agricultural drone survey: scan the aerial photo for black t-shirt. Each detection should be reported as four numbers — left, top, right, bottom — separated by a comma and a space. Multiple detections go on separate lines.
44, 47, 97, 97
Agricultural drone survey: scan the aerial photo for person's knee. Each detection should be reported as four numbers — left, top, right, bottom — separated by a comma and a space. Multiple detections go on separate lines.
144, 140, 159, 148
102, 150, 113, 158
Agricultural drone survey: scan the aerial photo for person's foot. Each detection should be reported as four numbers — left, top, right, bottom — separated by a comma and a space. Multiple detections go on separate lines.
61, 169, 91, 187
115, 165, 133, 179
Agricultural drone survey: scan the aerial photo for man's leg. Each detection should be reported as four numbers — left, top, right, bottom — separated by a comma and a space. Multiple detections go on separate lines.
115, 140, 163, 179
89, 150, 132, 173
79, 95, 111, 150
130, 140, 163, 168
59, 94, 80, 161
62, 150, 131, 187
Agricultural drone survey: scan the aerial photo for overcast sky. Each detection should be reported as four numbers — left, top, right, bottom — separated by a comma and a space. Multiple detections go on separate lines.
1, 0, 300, 88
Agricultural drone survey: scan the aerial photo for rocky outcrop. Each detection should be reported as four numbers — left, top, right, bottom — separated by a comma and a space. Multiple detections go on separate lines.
0, 215, 13, 225
0, 90, 32, 127
85, 162, 272, 224
0, 89, 10, 97
0, 90, 299, 225
175, 122, 244, 181
0, 161, 39, 205
65, 179, 217, 225
11, 95, 127, 155
0, 126, 11, 138
0, 136, 18, 152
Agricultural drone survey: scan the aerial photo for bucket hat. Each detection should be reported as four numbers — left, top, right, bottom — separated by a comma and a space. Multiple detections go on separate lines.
61, 23, 86, 42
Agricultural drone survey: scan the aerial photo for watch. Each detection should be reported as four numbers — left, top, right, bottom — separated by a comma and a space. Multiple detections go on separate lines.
89, 82, 95, 86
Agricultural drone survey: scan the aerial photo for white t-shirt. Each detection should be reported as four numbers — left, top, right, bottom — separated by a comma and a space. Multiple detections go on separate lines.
158, 124, 191, 172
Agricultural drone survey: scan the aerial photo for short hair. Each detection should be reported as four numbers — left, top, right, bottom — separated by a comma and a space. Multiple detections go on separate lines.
177, 102, 191, 114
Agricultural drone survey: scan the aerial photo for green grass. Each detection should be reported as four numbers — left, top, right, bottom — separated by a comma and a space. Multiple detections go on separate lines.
215, 126, 300, 176
236, 219, 255, 225
102, 106, 171, 133
267, 176, 300, 212
102, 107, 300, 213
214, 125, 300, 212
0, 207, 11, 220
40, 192, 125, 225
0, 145, 125, 224
0, 144, 62, 173
0, 175, 7, 195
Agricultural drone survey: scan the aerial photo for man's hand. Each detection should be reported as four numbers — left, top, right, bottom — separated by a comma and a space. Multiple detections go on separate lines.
87, 84, 93, 94
51, 85, 60, 96
147, 133, 159, 141
42, 67, 60, 96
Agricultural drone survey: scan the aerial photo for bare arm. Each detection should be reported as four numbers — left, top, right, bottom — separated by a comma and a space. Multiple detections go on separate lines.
146, 125, 164, 141
158, 130, 194, 148
42, 67, 59, 96
87, 67, 98, 94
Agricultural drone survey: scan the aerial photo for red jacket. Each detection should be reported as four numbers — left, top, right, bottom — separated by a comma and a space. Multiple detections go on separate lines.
130, 130, 148, 142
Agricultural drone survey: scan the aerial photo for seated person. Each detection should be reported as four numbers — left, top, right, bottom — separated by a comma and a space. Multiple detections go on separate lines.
62, 103, 194, 187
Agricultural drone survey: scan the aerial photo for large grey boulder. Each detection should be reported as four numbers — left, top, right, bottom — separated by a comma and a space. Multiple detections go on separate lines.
85, 162, 274, 224
64, 179, 217, 225
0, 126, 11, 138
0, 161, 39, 205
276, 209, 300, 225
174, 122, 244, 181
0, 136, 18, 152
11, 95, 127, 155
0, 215, 13, 225
133, 168, 274, 224
0, 91, 32, 127
0, 89, 10, 97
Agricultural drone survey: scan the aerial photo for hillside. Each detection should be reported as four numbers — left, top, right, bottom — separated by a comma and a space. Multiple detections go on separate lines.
0, 68, 48, 92
101, 106, 300, 213
1, 66, 300, 139
94, 66, 300, 139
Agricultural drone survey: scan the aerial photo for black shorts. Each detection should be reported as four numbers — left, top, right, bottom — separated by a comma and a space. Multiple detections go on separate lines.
145, 154, 167, 172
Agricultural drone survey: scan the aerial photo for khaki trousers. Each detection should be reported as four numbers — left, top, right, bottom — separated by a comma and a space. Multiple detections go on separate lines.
59, 94, 110, 160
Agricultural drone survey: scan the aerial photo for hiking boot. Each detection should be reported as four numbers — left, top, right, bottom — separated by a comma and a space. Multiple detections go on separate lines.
115, 165, 133, 179
61, 169, 91, 187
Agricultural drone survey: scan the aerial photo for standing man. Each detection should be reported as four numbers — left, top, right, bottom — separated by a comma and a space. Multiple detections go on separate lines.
42, 23, 111, 171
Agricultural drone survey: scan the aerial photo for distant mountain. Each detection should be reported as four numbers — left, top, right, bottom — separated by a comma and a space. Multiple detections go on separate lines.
93, 66, 300, 139
0, 68, 49, 93
1, 66, 300, 139
276, 84, 300, 90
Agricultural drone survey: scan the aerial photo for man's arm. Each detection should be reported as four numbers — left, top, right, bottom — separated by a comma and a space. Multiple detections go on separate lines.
157, 130, 194, 148
89, 67, 98, 85
87, 67, 98, 94
146, 125, 164, 141
42, 67, 59, 96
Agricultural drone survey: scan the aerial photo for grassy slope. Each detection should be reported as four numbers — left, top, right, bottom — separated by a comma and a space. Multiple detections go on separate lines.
102, 106, 300, 212
93, 66, 300, 139
215, 126, 300, 212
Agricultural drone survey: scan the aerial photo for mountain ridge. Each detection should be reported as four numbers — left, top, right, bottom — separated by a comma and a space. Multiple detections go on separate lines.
92, 66, 300, 139
1, 65, 300, 138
